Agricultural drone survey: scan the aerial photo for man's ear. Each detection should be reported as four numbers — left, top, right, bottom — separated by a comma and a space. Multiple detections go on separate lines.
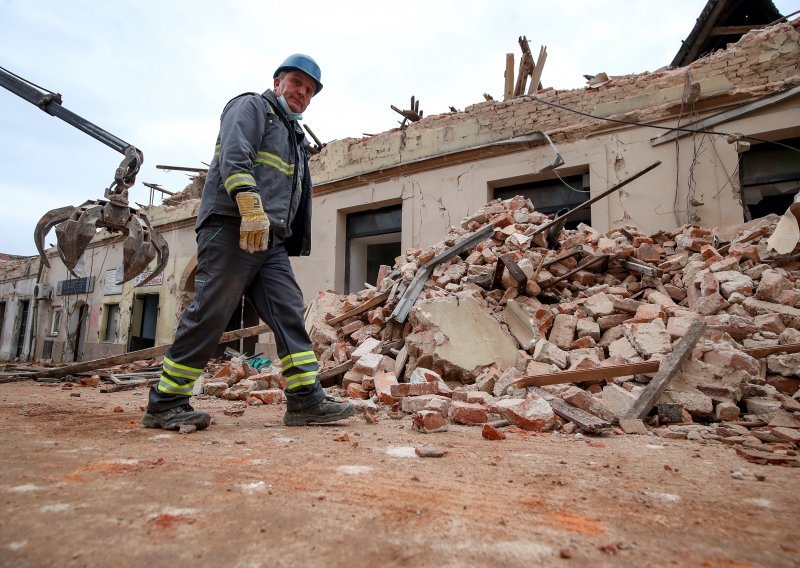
273, 75, 281, 91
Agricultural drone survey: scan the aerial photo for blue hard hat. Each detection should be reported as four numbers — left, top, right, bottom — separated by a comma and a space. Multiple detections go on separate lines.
274, 54, 323, 95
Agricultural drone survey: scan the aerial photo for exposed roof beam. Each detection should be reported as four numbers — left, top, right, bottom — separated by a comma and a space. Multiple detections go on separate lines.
708, 24, 765, 35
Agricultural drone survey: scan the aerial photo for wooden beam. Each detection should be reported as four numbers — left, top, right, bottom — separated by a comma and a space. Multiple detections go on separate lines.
709, 25, 763, 36
327, 291, 390, 325
515, 361, 661, 388
682, 0, 729, 64
515, 342, 800, 389
35, 324, 271, 378
318, 361, 353, 387
624, 321, 706, 419
100, 378, 159, 393
527, 45, 547, 95
504, 53, 515, 101
514, 52, 533, 97
531, 387, 612, 433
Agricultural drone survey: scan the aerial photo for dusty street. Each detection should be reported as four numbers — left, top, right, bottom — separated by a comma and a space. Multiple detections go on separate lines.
0, 380, 798, 568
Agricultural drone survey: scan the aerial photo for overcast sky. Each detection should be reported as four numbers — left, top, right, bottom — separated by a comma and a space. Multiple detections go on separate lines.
0, 0, 795, 256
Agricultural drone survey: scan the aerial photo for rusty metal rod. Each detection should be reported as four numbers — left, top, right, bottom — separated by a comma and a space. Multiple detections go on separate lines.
529, 160, 662, 240
542, 245, 584, 268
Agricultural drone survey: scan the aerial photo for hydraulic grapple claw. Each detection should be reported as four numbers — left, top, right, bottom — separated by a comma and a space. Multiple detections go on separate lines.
122, 215, 157, 283
34, 205, 76, 268
33, 198, 169, 285
134, 213, 169, 287
55, 203, 103, 274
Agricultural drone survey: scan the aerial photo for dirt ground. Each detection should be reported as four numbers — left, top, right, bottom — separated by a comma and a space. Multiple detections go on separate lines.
0, 380, 798, 568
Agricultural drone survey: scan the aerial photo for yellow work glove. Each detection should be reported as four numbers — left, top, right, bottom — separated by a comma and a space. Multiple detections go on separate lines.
235, 191, 270, 253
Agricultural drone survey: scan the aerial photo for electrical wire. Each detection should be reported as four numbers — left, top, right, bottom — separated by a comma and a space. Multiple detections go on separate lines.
521, 94, 800, 154
553, 168, 589, 193
768, 9, 800, 25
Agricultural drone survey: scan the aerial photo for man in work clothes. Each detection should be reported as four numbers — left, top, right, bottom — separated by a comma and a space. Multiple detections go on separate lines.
142, 54, 355, 430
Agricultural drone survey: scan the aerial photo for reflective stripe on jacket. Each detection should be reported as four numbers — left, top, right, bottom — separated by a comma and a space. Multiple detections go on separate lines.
196, 89, 312, 256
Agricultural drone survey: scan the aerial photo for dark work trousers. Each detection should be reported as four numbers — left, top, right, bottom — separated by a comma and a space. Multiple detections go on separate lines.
147, 217, 325, 413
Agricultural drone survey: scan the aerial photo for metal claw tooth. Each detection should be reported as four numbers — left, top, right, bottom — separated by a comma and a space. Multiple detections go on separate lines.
33, 205, 77, 268
122, 216, 156, 283
136, 214, 169, 287
55, 204, 103, 274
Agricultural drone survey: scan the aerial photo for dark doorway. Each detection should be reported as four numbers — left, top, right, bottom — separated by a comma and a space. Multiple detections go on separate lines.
15, 299, 29, 359
0, 301, 6, 349
129, 294, 159, 351
346, 205, 402, 293
72, 303, 88, 362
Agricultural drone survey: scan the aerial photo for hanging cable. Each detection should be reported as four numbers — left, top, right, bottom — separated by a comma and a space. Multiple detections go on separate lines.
521, 94, 800, 154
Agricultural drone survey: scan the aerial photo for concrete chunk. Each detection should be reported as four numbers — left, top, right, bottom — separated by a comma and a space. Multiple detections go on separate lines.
532, 339, 569, 369
601, 384, 638, 417
503, 394, 555, 431
549, 314, 578, 350
584, 293, 615, 318
406, 296, 519, 383
576, 318, 601, 341
624, 320, 672, 358
352, 338, 382, 361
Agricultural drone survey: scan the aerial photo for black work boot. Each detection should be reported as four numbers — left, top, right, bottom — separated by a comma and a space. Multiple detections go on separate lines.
142, 404, 211, 431
283, 396, 356, 426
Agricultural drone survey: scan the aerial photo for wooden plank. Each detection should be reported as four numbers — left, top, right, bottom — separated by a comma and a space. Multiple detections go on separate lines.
624, 321, 706, 419
318, 361, 353, 387
100, 378, 158, 393
514, 52, 533, 97
738, 342, 800, 360
709, 25, 763, 36
0, 376, 32, 384
327, 291, 390, 325
531, 387, 612, 433
514, 37, 533, 97
515, 361, 658, 388
527, 45, 547, 95
36, 324, 271, 379
515, 341, 800, 389
504, 53, 515, 101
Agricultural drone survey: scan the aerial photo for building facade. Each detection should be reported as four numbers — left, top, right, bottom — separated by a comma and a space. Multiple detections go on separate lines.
1, 21, 798, 363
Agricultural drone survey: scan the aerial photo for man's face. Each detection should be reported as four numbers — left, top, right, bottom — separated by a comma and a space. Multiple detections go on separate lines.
273, 70, 316, 114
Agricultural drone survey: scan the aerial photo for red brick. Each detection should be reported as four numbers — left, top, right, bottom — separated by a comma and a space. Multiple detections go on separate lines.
390, 382, 439, 398
482, 424, 507, 440
249, 389, 285, 405
504, 394, 555, 431
449, 401, 489, 425
373, 372, 399, 405
346, 383, 369, 399
412, 410, 448, 433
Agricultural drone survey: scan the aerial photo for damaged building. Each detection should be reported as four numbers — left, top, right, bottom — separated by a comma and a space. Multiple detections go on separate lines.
295, 20, 800, 297
0, 16, 798, 372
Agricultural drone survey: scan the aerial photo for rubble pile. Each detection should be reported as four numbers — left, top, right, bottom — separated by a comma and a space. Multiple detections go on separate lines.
212, 195, 799, 464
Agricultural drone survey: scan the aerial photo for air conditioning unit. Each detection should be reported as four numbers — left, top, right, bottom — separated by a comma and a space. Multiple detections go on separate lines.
34, 284, 54, 300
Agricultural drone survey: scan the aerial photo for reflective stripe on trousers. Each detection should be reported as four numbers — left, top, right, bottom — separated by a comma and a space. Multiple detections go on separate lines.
281, 350, 319, 390
156, 356, 203, 397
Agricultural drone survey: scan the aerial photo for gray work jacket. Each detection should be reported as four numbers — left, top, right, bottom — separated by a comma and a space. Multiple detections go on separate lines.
196, 89, 312, 256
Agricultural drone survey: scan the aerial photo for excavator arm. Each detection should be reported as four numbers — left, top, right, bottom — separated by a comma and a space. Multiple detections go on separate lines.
0, 65, 167, 285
